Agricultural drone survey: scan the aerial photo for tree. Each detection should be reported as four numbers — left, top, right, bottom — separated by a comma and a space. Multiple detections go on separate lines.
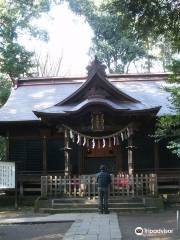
155, 37, 176, 72
33, 51, 64, 77
105, 0, 179, 51
67, 0, 147, 73
89, 14, 147, 73
103, 0, 180, 156
0, 0, 51, 160
0, 74, 11, 161
155, 60, 180, 157
0, 75, 11, 106
67, 0, 180, 156
0, 0, 51, 84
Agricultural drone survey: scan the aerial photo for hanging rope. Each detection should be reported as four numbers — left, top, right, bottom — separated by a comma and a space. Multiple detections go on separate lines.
61, 124, 134, 148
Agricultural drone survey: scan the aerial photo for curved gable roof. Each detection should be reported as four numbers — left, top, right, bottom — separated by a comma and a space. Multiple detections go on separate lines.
0, 59, 173, 122
58, 58, 140, 106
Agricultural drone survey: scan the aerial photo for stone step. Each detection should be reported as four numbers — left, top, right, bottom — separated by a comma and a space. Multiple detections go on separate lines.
108, 198, 143, 203
35, 197, 162, 213
52, 198, 143, 204
39, 206, 150, 214
52, 202, 144, 209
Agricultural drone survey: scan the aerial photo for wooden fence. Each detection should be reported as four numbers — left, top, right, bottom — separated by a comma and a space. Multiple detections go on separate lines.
41, 173, 157, 198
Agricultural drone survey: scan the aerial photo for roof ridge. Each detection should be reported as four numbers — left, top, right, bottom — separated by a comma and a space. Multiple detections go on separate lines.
19, 72, 170, 81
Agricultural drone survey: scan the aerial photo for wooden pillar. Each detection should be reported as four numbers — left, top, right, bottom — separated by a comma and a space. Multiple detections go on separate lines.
154, 142, 159, 174
79, 146, 84, 175
64, 129, 70, 176
6, 133, 10, 162
42, 136, 47, 175
116, 145, 123, 173
128, 136, 133, 175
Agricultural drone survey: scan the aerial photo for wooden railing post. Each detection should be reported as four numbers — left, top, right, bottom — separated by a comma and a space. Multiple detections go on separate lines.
40, 173, 158, 198
152, 173, 157, 196
41, 176, 48, 198
150, 173, 157, 196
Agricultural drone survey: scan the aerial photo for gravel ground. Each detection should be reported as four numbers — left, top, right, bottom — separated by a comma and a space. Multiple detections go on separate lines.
0, 208, 49, 219
118, 210, 180, 240
0, 222, 73, 240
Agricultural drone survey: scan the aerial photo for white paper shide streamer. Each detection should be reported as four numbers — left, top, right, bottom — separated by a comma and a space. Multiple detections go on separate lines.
62, 124, 133, 149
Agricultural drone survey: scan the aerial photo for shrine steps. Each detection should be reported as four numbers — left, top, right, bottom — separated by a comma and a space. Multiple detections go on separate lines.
36, 197, 162, 213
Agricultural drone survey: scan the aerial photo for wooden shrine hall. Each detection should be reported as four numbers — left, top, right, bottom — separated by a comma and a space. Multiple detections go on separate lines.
0, 58, 179, 195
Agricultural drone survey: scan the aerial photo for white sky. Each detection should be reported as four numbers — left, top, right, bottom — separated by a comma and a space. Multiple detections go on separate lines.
20, 2, 93, 76
19, 2, 176, 76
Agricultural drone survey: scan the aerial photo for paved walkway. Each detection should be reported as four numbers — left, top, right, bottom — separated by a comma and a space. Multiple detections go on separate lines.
0, 213, 122, 240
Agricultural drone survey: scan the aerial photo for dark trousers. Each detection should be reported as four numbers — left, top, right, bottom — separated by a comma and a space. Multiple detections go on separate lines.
98, 187, 109, 213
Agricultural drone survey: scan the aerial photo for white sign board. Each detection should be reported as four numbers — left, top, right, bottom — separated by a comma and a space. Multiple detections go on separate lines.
0, 162, 15, 189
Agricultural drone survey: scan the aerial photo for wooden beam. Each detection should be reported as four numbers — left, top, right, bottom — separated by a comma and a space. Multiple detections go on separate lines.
42, 136, 47, 175
6, 132, 10, 161
154, 142, 159, 174
128, 136, 133, 175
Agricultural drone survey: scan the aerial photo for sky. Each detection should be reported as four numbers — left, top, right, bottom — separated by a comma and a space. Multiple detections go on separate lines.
21, 2, 93, 76
19, 2, 175, 77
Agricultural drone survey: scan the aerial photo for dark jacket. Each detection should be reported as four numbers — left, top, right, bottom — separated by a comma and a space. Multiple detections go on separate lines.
97, 170, 111, 188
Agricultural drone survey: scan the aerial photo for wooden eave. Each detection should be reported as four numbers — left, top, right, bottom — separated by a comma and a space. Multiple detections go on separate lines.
34, 106, 161, 119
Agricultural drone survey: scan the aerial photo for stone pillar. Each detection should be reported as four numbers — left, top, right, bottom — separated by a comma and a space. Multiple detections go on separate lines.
128, 136, 133, 175
42, 136, 47, 175
154, 142, 159, 174
64, 129, 70, 176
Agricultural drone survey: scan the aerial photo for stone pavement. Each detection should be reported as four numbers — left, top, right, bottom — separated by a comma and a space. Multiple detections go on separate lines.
0, 213, 122, 240
63, 213, 121, 240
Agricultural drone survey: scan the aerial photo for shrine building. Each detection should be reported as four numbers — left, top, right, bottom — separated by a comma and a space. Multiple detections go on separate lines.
0, 58, 179, 194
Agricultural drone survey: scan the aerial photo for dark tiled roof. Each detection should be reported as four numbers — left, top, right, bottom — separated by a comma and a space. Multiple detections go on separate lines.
0, 73, 173, 122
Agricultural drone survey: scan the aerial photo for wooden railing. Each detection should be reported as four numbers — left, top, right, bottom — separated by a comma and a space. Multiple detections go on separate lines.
41, 173, 157, 198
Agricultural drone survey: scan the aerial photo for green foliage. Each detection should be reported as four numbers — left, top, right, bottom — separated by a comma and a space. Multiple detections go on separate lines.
67, 0, 180, 156
90, 14, 146, 73
67, 0, 147, 73
0, 0, 51, 83
155, 60, 180, 157
90, 0, 179, 156
0, 0, 51, 160
0, 75, 11, 106
105, 0, 180, 51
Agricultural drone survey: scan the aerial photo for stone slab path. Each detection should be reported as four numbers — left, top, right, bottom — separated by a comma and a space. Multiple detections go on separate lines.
63, 213, 121, 240
0, 213, 121, 240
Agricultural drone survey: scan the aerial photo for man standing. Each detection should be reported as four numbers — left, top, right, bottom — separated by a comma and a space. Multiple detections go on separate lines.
96, 165, 111, 214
